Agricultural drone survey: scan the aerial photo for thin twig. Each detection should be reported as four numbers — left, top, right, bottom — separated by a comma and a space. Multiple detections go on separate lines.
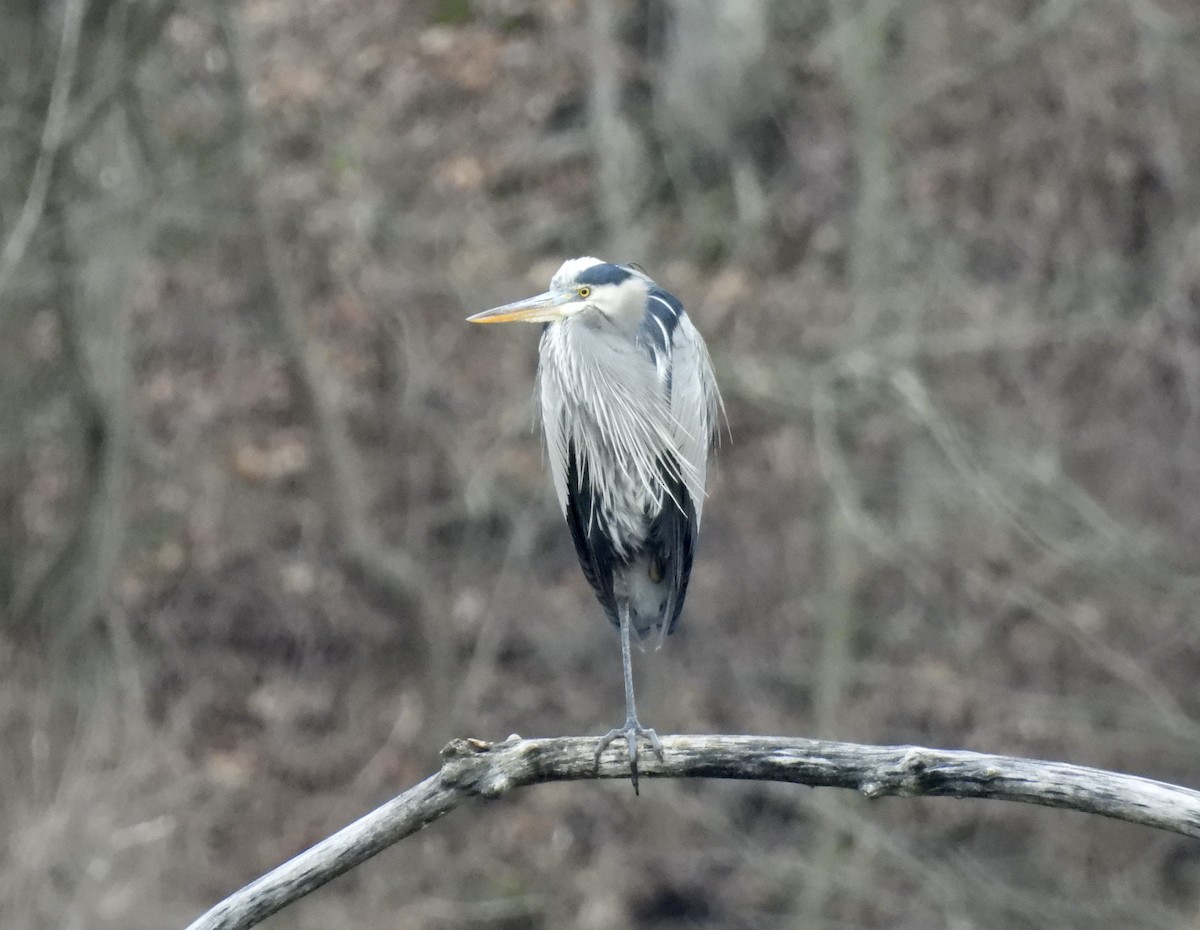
0, 0, 87, 299
216, 7, 427, 601
184, 733, 1200, 930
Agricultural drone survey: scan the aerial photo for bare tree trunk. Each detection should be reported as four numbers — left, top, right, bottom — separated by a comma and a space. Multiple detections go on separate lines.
802, 1, 901, 920
585, 0, 649, 257
657, 0, 771, 230
216, 6, 448, 748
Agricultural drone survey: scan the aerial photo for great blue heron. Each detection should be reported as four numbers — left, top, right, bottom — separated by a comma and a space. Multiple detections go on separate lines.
468, 257, 722, 792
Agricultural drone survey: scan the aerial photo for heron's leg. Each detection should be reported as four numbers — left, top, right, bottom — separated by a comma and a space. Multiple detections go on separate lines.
594, 596, 664, 794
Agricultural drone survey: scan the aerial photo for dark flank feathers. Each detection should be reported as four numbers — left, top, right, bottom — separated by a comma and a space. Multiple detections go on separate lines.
565, 443, 696, 637
565, 445, 620, 624
645, 459, 696, 634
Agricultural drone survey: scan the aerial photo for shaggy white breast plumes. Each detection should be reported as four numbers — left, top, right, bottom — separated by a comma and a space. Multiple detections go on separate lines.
468, 257, 722, 793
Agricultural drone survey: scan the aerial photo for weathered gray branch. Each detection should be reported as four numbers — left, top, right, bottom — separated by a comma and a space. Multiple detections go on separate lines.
184, 734, 1200, 930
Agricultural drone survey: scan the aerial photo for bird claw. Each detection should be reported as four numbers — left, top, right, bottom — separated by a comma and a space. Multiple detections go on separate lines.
594, 719, 664, 794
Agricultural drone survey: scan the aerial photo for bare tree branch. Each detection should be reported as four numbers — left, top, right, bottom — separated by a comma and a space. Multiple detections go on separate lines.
0, 0, 86, 301
184, 734, 1200, 930
216, 7, 428, 604
5, 12, 155, 637
60, 0, 181, 152
214, 6, 460, 750
6, 213, 112, 635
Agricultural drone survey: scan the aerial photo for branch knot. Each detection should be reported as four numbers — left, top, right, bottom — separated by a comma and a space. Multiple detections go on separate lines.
860, 747, 936, 799
439, 738, 513, 798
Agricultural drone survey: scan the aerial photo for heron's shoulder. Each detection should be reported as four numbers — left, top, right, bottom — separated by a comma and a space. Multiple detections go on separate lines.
639, 285, 687, 354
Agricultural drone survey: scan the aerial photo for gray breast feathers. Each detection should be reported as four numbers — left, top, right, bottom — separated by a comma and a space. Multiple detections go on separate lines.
537, 312, 716, 555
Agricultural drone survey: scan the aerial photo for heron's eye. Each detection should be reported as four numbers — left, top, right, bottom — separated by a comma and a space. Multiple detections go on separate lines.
577, 286, 592, 300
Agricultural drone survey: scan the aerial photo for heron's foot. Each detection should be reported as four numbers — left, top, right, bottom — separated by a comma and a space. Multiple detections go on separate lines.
593, 718, 664, 795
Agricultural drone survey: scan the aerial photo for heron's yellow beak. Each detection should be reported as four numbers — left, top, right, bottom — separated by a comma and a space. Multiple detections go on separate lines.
467, 289, 578, 324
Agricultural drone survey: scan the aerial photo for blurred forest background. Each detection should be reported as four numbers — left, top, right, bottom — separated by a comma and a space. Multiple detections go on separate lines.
3, 0, 1200, 927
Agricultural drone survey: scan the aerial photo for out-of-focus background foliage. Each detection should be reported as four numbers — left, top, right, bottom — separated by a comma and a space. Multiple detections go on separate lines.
3, 0, 1200, 926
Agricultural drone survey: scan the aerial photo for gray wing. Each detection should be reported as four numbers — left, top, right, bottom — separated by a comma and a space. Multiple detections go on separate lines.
667, 312, 721, 525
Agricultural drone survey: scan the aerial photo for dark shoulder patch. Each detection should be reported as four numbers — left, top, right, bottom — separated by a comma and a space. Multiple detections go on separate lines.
638, 285, 683, 357
574, 263, 633, 287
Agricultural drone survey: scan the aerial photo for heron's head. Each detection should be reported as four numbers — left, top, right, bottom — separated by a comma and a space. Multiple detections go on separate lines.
468, 257, 649, 331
